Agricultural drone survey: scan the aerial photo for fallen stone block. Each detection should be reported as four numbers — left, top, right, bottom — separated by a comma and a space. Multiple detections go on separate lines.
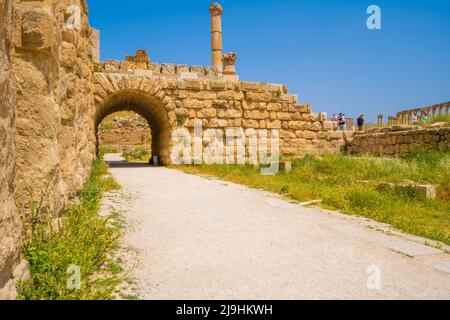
376, 182, 437, 200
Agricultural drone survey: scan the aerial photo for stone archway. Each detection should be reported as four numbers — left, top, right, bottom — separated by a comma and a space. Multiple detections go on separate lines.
94, 89, 172, 165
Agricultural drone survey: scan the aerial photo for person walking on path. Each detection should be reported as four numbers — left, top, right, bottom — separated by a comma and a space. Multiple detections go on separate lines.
357, 114, 365, 131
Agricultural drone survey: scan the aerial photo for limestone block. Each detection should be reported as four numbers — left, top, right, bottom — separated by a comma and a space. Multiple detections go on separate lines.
210, 118, 229, 128
161, 64, 176, 74
268, 84, 284, 93
197, 108, 217, 119
20, 9, 53, 51
295, 104, 312, 113
266, 120, 281, 129
104, 60, 120, 71
190, 65, 205, 76
243, 119, 260, 128
323, 121, 334, 131
176, 64, 189, 73
210, 81, 227, 90
204, 67, 219, 77
319, 112, 328, 121
174, 108, 189, 118
280, 130, 296, 139
184, 79, 203, 90
281, 147, 297, 155
267, 103, 282, 111
217, 109, 242, 118
330, 131, 344, 140
228, 119, 242, 127
277, 112, 291, 121
301, 131, 318, 140
289, 121, 310, 130
242, 82, 262, 91
148, 63, 162, 73
60, 41, 76, 68
180, 72, 198, 80
217, 90, 244, 100
245, 91, 273, 102
311, 122, 322, 131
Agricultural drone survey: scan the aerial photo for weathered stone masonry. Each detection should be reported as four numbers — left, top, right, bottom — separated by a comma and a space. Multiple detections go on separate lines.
347, 125, 450, 157
0, 0, 25, 300
12, 0, 95, 215
1, 0, 96, 298
93, 70, 346, 165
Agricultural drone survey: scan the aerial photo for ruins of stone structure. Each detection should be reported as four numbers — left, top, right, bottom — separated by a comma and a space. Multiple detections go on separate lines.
0, 0, 95, 298
92, 3, 346, 164
0, 0, 348, 298
0, 0, 24, 300
385, 102, 450, 126
347, 124, 450, 157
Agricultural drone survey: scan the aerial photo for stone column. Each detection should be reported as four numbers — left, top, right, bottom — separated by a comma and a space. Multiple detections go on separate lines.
210, 3, 223, 72
377, 114, 383, 128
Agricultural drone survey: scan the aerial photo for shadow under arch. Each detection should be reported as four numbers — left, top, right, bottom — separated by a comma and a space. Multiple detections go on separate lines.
95, 89, 172, 165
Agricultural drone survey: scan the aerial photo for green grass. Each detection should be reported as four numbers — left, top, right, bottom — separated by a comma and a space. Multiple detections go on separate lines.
17, 160, 124, 300
177, 149, 450, 245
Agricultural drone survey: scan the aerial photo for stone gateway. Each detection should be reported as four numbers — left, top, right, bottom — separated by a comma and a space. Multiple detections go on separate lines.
0, 0, 345, 298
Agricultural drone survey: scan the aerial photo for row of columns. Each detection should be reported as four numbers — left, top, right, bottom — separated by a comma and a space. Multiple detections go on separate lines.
375, 103, 449, 128
396, 103, 450, 125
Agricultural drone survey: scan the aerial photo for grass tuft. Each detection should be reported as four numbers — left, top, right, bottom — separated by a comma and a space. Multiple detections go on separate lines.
18, 160, 124, 300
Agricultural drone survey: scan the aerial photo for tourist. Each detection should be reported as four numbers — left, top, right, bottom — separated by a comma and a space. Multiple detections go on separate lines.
357, 114, 365, 131
411, 113, 419, 125
338, 113, 347, 131
421, 114, 428, 124
331, 114, 338, 122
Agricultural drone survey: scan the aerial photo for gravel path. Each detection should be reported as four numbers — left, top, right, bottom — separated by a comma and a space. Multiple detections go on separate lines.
107, 164, 450, 300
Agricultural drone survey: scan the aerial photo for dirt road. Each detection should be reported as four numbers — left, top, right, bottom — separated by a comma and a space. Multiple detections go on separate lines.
104, 163, 450, 299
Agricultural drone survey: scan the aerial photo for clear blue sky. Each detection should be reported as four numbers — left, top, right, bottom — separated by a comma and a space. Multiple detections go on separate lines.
88, 0, 450, 123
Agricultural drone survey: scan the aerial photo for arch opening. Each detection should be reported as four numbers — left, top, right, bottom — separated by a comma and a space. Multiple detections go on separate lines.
98, 111, 152, 162
95, 89, 172, 165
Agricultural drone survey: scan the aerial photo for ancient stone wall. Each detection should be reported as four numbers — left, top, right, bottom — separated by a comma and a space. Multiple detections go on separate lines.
12, 0, 95, 215
0, 0, 96, 299
347, 124, 450, 157
94, 73, 349, 164
101, 50, 219, 78
0, 0, 26, 300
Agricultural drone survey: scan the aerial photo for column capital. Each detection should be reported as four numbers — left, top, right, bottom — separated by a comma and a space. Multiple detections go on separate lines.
222, 52, 237, 76
210, 3, 223, 16
223, 52, 237, 66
